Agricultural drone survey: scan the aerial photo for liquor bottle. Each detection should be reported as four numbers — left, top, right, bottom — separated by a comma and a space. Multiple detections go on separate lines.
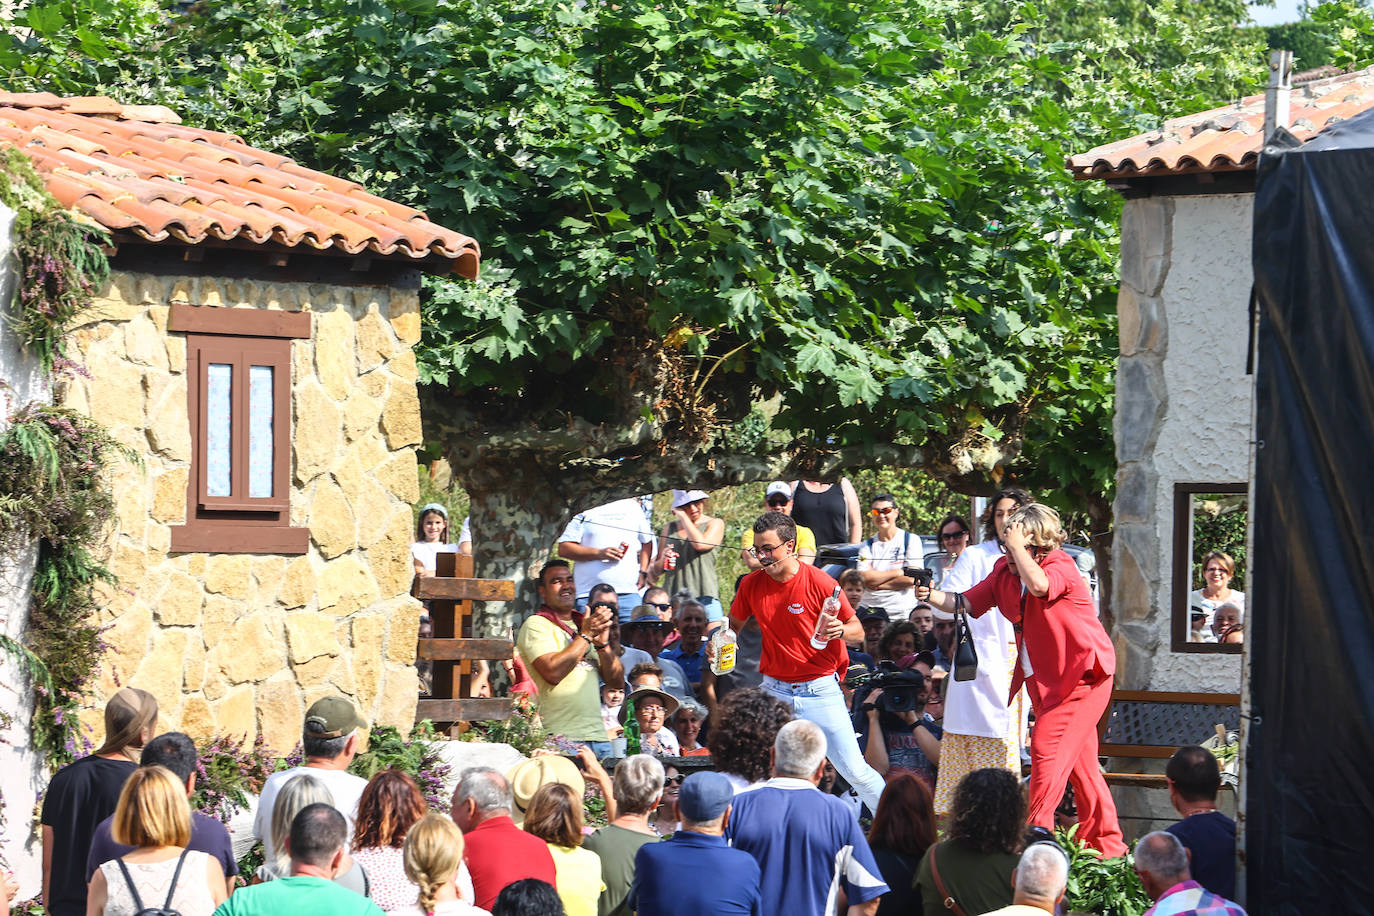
623, 696, 641, 755
709, 623, 738, 675
810, 586, 842, 650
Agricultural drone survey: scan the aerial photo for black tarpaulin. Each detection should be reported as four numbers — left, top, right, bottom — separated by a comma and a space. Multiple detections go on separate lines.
1250, 106, 1374, 912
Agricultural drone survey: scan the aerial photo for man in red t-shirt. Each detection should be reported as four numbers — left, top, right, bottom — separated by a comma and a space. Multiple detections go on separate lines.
729, 511, 888, 813
451, 767, 557, 909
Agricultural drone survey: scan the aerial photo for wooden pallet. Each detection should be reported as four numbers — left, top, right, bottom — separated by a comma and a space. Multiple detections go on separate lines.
413, 552, 516, 731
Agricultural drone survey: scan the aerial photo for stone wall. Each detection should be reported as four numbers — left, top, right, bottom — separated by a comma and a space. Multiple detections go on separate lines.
1112, 193, 1250, 693
61, 270, 424, 752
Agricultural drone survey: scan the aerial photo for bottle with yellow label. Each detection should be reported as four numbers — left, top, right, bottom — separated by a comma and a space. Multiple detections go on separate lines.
708, 623, 737, 675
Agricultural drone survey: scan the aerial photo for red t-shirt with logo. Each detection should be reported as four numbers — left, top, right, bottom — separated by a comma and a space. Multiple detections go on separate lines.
731, 562, 855, 682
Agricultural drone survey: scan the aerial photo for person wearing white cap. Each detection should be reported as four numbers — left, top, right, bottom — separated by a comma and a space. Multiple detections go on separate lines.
652, 490, 726, 621
740, 482, 817, 569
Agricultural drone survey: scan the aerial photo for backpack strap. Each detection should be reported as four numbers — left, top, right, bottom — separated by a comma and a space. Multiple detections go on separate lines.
162, 847, 191, 911
113, 857, 148, 914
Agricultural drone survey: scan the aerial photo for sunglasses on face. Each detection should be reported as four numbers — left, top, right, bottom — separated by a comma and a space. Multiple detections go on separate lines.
664, 774, 684, 787
766, 498, 790, 509
589, 602, 618, 614
870, 507, 895, 516
648, 602, 672, 611
940, 530, 968, 541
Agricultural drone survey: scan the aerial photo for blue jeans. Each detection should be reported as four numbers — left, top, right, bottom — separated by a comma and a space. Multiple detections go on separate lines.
761, 674, 886, 814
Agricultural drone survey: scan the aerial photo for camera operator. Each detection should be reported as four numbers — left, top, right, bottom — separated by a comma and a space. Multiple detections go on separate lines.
855, 657, 942, 790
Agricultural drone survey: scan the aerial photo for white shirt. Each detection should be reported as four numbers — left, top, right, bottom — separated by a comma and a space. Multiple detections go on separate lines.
411, 540, 459, 574
941, 540, 1019, 739
253, 765, 369, 865
559, 499, 656, 597
857, 528, 916, 618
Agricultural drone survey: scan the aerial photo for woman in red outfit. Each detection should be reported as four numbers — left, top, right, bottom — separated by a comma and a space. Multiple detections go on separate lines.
917, 503, 1126, 857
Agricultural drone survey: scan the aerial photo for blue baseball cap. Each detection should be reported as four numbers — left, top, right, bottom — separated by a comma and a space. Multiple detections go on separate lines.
677, 771, 734, 822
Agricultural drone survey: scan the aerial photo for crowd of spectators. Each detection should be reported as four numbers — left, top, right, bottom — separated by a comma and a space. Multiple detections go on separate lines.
24, 484, 1253, 916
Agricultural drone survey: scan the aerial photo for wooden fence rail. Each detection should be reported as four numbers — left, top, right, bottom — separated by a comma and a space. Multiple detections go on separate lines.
413, 552, 516, 731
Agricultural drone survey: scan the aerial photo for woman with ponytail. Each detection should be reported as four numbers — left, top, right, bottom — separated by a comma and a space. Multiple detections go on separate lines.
401, 814, 490, 916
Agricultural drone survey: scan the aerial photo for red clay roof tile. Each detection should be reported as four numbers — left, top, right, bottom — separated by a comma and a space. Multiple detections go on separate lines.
0, 94, 479, 277
1069, 67, 1374, 181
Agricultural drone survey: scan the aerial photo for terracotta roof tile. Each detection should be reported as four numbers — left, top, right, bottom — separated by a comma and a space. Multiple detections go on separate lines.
1069, 67, 1374, 181
0, 93, 479, 277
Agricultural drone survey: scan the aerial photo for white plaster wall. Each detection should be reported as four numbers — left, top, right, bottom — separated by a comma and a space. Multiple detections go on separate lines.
1149, 193, 1251, 692
0, 199, 54, 899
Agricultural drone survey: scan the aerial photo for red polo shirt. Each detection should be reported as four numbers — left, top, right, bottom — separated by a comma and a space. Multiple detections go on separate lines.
463, 813, 557, 910
963, 549, 1114, 709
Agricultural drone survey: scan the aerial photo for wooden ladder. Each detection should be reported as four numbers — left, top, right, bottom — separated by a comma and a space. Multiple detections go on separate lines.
414, 552, 516, 732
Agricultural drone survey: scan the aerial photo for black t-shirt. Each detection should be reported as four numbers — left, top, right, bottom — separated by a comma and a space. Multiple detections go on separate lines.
41, 755, 137, 916
1167, 811, 1237, 899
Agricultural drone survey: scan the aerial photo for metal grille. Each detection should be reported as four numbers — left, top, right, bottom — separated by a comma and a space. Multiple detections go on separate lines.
1102, 701, 1240, 747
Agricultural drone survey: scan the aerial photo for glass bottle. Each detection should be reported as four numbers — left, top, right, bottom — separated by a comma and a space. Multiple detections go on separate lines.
623, 696, 641, 755
709, 623, 737, 675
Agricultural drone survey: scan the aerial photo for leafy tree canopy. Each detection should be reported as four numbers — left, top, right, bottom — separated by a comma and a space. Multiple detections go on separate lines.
2, 0, 1269, 613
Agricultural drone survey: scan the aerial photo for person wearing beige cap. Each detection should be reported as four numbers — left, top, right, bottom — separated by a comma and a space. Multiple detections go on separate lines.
42, 686, 158, 916
652, 489, 725, 621
253, 697, 370, 865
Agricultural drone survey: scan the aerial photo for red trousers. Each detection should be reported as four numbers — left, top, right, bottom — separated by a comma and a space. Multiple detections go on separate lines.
1027, 676, 1127, 857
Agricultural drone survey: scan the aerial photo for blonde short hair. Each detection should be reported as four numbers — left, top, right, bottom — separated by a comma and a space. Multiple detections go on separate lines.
1006, 503, 1066, 551
111, 765, 191, 848
403, 813, 466, 912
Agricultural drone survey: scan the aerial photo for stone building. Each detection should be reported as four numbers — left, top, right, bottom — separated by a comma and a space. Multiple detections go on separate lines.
0, 92, 480, 755
1070, 67, 1374, 694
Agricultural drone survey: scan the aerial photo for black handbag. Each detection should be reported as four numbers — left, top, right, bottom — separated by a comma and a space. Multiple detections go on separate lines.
951, 593, 979, 681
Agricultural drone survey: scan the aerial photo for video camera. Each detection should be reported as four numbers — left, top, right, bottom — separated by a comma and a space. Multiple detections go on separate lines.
849, 660, 929, 726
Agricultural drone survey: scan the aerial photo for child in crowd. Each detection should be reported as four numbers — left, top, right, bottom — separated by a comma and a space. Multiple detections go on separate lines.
411, 503, 458, 578
601, 683, 626, 756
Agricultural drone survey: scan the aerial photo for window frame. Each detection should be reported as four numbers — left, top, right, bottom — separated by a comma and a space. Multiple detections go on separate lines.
168, 304, 312, 555
1170, 481, 1247, 654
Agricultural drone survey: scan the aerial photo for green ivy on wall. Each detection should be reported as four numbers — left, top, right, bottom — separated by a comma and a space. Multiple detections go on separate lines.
0, 146, 122, 766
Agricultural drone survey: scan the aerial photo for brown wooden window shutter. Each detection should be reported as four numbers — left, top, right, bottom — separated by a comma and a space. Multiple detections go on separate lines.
168, 305, 312, 555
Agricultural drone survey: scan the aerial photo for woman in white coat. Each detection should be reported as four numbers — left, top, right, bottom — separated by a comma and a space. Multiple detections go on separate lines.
931, 488, 1034, 818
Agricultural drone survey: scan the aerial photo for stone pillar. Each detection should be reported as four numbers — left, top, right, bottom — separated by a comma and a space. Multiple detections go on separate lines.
1112, 197, 1173, 690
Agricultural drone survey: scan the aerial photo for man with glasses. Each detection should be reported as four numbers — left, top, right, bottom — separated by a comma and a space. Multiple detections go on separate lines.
856, 494, 918, 623
740, 481, 817, 569
725, 511, 887, 814
622, 605, 695, 702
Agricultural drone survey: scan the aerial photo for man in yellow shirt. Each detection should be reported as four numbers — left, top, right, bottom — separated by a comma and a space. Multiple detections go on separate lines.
741, 482, 817, 569
517, 560, 624, 756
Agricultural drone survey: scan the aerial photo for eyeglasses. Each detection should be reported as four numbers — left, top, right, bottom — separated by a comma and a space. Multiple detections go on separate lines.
939, 530, 968, 541
664, 774, 684, 787
766, 498, 790, 508
647, 602, 672, 611
750, 540, 792, 557
589, 602, 618, 614
870, 507, 895, 516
